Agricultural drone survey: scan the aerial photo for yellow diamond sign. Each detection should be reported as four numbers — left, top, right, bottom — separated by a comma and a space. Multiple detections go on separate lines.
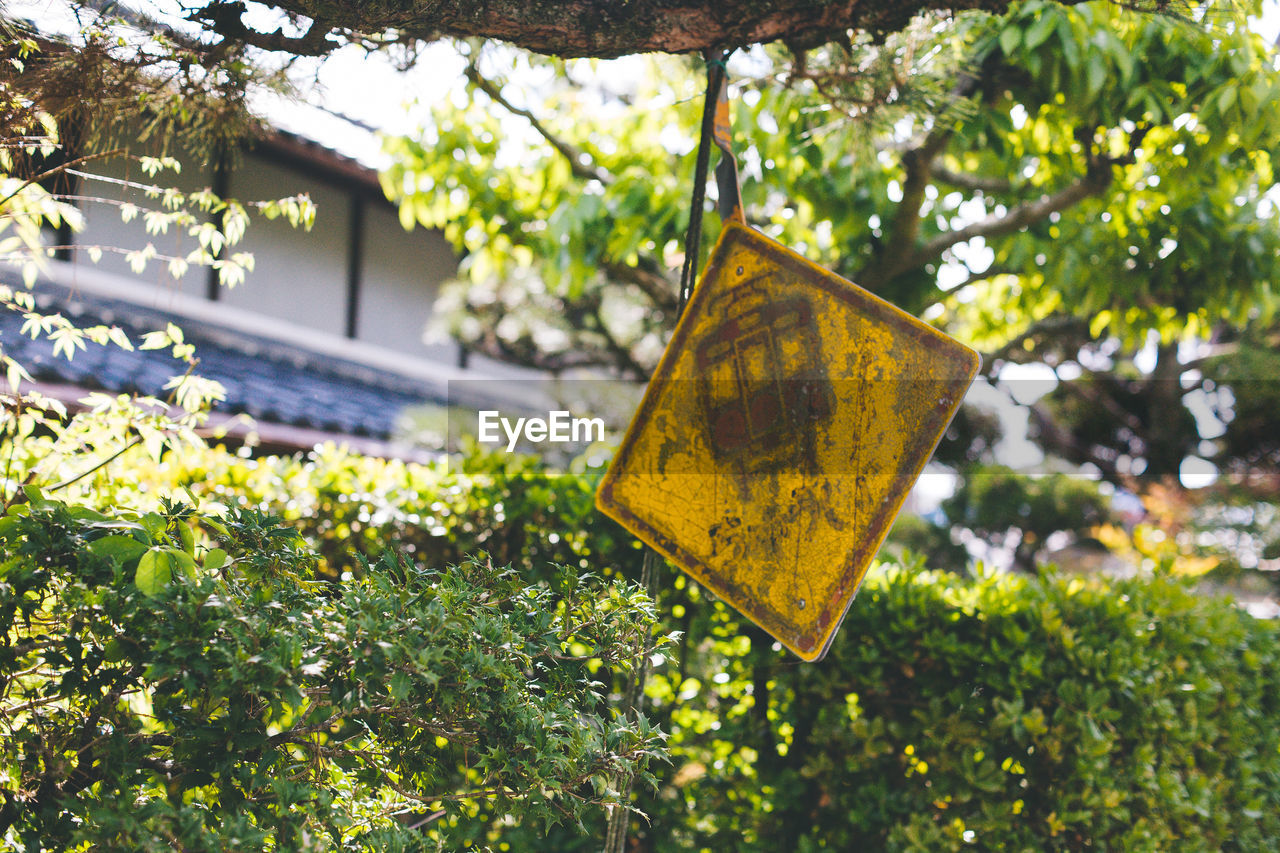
596, 221, 980, 660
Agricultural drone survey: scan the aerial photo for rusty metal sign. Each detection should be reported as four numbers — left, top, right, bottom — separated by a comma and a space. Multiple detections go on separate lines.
596, 221, 980, 660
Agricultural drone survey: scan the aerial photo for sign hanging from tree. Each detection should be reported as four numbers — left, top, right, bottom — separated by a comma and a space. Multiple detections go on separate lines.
598, 221, 980, 660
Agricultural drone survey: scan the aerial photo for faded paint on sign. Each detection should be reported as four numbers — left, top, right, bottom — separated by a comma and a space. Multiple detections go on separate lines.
597, 221, 980, 660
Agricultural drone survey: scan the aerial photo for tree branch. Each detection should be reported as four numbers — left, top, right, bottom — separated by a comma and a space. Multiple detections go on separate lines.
467, 327, 643, 377
1055, 372, 1147, 436
1179, 342, 1240, 373
227, 0, 1113, 59
900, 163, 1114, 277
584, 292, 649, 380
191, 2, 337, 57
872, 128, 951, 283
980, 315, 1090, 372
603, 260, 678, 314
0, 149, 123, 211
1027, 400, 1122, 482
860, 70, 984, 289
931, 165, 1014, 194
952, 266, 1018, 291
46, 437, 143, 493
465, 64, 612, 186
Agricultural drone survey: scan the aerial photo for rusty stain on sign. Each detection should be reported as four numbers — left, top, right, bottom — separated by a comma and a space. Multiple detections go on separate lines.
596, 221, 980, 660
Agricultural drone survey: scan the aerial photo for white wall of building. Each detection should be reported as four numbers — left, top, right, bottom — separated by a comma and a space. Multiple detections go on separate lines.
219, 155, 350, 337
356, 203, 457, 360
68, 151, 211, 302
61, 134, 464, 370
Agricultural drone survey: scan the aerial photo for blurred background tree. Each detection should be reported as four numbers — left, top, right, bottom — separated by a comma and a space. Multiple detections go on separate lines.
383, 0, 1280, 589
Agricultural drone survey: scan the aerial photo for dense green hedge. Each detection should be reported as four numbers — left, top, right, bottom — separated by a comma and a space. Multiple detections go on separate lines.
59, 443, 1280, 849
101, 443, 639, 583
637, 566, 1280, 852
0, 491, 665, 850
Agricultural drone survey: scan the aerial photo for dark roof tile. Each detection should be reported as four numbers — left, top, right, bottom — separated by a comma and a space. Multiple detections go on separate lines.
2, 277, 445, 441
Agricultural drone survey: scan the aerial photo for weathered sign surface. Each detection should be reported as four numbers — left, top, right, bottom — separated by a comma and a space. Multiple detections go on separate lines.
597, 221, 980, 660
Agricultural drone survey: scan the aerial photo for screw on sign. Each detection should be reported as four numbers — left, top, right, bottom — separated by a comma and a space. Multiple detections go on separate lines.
597, 221, 980, 660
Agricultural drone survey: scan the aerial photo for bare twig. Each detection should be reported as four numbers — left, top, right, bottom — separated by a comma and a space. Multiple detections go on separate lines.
0, 149, 124, 210
882, 164, 1112, 283
465, 63, 612, 186
602, 260, 678, 314
45, 437, 144, 492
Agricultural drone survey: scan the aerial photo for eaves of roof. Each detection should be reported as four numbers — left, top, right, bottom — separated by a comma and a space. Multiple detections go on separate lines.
252, 128, 388, 201
1, 275, 448, 457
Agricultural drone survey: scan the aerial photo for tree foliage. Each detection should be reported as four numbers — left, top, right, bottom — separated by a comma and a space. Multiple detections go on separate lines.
388, 0, 1280, 370
1, 10, 273, 160
384, 0, 1280, 573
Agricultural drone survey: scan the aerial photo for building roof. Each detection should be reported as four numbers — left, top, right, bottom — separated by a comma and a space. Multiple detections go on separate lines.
2, 277, 447, 455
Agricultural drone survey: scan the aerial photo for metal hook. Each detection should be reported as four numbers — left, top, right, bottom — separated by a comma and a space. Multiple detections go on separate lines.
707, 49, 744, 224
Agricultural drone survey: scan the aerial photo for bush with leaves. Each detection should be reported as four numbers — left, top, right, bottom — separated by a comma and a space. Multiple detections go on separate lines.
51, 441, 644, 584
943, 465, 1113, 572
633, 564, 1280, 851
0, 23, 679, 850
58, 440, 1280, 850
0, 490, 668, 850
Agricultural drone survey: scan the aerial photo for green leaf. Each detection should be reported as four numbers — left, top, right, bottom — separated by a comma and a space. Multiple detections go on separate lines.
178, 523, 195, 554
1217, 84, 1238, 115
88, 535, 148, 565
201, 517, 231, 539
204, 547, 229, 573
135, 547, 172, 596
1000, 25, 1022, 56
1024, 13, 1056, 51
167, 547, 197, 581
102, 638, 127, 663
1086, 59, 1107, 98
140, 512, 167, 539
1057, 16, 1080, 69
389, 671, 413, 700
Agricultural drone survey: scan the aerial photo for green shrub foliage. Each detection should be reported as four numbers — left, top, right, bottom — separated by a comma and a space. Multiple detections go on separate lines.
0, 490, 666, 850
103, 442, 641, 583
637, 566, 1280, 852
29, 443, 1280, 849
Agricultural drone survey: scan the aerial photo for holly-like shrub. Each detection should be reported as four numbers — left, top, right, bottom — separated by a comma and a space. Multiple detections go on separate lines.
0, 491, 667, 851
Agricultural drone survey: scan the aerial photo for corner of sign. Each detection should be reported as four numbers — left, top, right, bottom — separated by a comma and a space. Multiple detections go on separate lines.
717, 216, 753, 245
961, 342, 983, 382
792, 636, 827, 663
593, 473, 615, 517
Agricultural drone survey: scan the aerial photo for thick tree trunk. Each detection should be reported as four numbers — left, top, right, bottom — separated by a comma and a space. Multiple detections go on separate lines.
213, 0, 1085, 59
